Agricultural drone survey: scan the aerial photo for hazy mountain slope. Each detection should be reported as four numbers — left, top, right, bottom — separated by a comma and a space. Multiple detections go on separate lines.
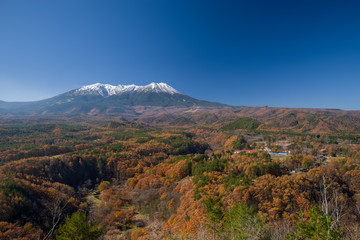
136, 106, 360, 134
195, 107, 360, 134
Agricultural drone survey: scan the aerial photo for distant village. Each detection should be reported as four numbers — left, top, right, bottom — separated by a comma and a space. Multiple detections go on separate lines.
233, 144, 291, 155
233, 141, 331, 173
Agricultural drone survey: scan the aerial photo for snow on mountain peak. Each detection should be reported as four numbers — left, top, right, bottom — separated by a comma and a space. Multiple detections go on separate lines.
141, 82, 179, 94
75, 83, 117, 97
74, 82, 181, 97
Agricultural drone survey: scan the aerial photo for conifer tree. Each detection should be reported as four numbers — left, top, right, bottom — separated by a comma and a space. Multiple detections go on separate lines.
56, 212, 102, 240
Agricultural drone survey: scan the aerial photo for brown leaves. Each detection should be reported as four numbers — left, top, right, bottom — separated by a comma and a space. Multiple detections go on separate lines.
0, 222, 42, 240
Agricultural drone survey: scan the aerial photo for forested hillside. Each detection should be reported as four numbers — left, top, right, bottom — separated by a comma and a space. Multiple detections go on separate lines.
1, 118, 360, 239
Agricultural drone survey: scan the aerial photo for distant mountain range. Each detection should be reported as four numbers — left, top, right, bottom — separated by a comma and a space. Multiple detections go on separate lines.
0, 83, 227, 117
3, 82, 360, 135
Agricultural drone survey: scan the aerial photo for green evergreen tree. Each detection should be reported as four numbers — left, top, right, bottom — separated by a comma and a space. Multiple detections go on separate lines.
223, 203, 268, 240
287, 206, 342, 240
203, 196, 224, 231
56, 212, 103, 240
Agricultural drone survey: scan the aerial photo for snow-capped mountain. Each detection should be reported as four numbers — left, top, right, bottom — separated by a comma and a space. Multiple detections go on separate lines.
0, 82, 226, 117
74, 82, 181, 97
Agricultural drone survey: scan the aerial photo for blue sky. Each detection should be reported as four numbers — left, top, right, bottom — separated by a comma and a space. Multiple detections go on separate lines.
1, 0, 360, 109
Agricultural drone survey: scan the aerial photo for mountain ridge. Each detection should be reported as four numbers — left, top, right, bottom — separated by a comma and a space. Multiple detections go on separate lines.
73, 82, 181, 97
3, 82, 360, 136
0, 82, 227, 116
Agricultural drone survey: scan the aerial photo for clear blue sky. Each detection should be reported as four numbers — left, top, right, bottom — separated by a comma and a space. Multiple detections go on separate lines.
1, 0, 360, 109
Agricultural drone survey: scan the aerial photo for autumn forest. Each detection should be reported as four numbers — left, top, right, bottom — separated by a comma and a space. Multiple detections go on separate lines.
2, 113, 360, 240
